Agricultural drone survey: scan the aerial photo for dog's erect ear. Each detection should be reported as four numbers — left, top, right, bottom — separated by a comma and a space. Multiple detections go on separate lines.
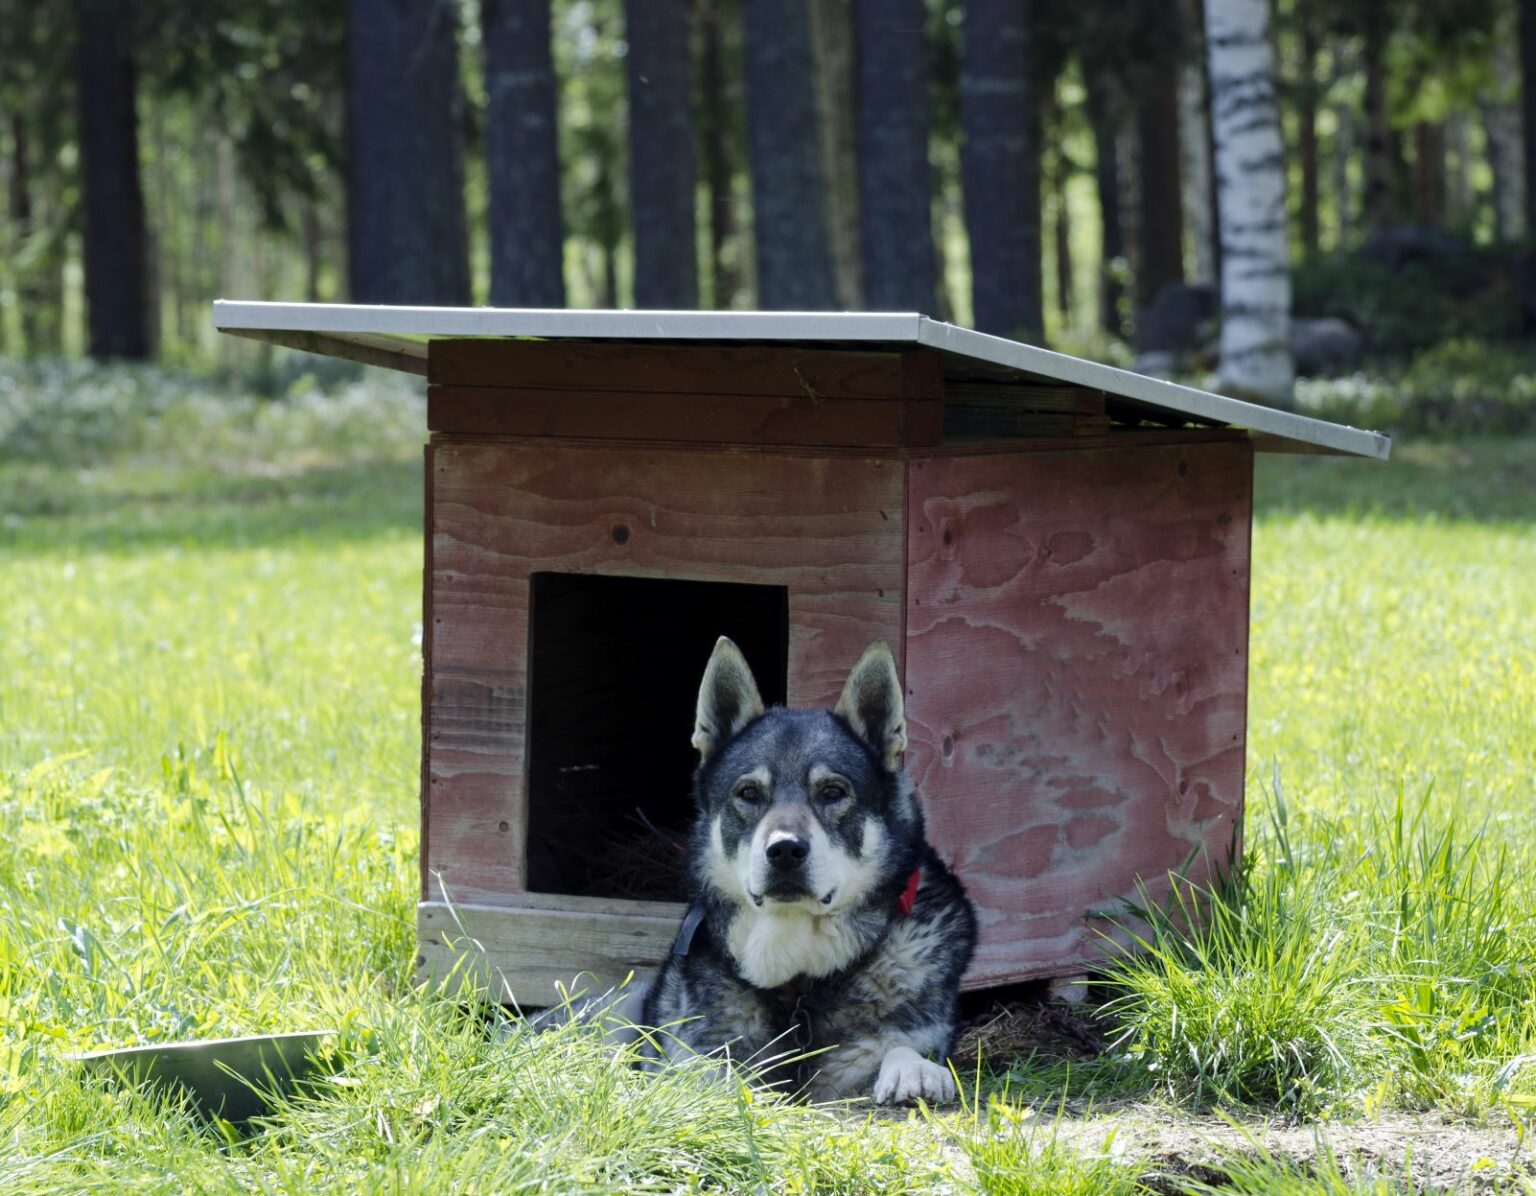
692, 637, 766, 759
834, 642, 907, 770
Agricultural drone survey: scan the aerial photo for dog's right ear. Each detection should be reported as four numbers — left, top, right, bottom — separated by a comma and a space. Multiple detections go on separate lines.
692, 636, 765, 759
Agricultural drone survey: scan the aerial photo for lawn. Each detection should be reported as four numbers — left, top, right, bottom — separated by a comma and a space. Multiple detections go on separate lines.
1, 360, 1534, 1192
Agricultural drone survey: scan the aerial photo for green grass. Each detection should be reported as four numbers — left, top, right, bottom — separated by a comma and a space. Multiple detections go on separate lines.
2, 359, 1535, 1191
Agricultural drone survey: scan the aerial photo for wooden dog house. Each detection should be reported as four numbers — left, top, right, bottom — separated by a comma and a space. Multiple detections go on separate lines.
214, 302, 1389, 1004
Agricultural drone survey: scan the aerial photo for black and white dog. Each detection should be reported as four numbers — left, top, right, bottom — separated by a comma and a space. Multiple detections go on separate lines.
640, 637, 977, 1104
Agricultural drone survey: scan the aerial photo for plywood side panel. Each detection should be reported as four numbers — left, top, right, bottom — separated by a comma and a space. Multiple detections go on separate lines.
428, 385, 941, 447
905, 441, 1253, 985
427, 440, 906, 905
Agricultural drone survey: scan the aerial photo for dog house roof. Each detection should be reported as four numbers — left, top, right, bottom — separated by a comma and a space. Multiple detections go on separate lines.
212, 301, 1389, 459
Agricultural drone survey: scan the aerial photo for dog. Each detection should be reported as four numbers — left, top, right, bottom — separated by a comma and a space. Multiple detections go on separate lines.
640, 637, 977, 1104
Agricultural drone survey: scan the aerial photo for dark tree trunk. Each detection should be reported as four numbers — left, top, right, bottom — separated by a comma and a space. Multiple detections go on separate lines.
481, 0, 564, 307
855, 0, 934, 312
1135, 52, 1184, 307
742, 0, 838, 309
1521, 0, 1536, 235
1297, 1, 1320, 255
1413, 121, 1444, 226
76, 0, 151, 360
348, 0, 470, 305
811, 0, 862, 306
697, 0, 739, 309
1361, 0, 1396, 230
626, 0, 698, 308
960, 0, 1041, 339
1084, 67, 1127, 339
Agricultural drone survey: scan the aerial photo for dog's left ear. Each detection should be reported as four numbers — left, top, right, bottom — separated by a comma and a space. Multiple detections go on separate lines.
834, 642, 907, 770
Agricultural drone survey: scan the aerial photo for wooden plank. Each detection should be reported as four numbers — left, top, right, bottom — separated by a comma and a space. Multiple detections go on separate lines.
428, 338, 945, 401
417, 899, 681, 1008
903, 440, 1253, 986
426, 439, 907, 905
428, 385, 941, 447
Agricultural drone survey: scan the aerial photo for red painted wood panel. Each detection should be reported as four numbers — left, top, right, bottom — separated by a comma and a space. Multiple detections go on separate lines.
427, 385, 942, 447
426, 438, 906, 905
428, 339, 944, 401
904, 440, 1253, 985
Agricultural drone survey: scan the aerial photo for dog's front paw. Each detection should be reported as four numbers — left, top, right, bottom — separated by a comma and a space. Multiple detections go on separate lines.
872, 1045, 957, 1105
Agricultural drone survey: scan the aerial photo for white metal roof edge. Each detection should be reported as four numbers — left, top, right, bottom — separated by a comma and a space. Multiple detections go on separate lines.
212, 300, 926, 344
212, 301, 1391, 459
916, 319, 1391, 460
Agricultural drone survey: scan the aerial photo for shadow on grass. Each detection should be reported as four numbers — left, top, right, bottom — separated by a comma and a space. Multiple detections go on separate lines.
1255, 437, 1536, 524
0, 456, 424, 554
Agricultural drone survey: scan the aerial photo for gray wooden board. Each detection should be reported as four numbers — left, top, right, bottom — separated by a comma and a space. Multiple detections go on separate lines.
212, 301, 1391, 458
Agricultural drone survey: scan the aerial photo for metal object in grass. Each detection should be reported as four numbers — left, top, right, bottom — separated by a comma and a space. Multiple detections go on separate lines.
69, 1030, 337, 1122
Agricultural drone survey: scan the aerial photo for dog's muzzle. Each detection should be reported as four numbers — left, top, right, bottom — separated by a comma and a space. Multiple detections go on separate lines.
757, 831, 814, 902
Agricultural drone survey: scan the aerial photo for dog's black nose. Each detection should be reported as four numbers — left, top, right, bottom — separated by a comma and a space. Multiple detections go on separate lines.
766, 835, 809, 869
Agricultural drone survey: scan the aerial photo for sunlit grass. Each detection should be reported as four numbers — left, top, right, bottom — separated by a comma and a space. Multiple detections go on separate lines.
2, 358, 1533, 1189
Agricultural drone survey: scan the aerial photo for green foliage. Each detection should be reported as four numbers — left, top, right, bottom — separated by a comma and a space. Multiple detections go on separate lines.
1291, 252, 1521, 358
1295, 339, 1536, 437
945, 1099, 1142, 1196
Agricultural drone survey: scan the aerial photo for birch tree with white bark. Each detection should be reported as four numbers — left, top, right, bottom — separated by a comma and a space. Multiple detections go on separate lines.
1205, 0, 1292, 406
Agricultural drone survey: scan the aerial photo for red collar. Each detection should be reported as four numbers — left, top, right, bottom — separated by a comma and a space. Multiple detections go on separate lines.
896, 869, 922, 918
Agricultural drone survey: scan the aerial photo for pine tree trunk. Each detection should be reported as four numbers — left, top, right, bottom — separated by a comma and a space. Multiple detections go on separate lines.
1296, 1, 1320, 255
1486, 35, 1526, 241
1412, 121, 1444, 226
697, 0, 739, 309
626, 0, 698, 308
810, 0, 862, 307
1361, 0, 1395, 231
855, 0, 935, 312
960, 0, 1042, 339
1135, 30, 1184, 308
1084, 67, 1127, 339
348, 0, 471, 305
742, 0, 838, 310
1180, 0, 1217, 284
1206, 0, 1293, 405
76, 0, 152, 360
1521, 0, 1536, 236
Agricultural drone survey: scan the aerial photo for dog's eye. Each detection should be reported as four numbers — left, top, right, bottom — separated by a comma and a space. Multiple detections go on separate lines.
815, 781, 850, 803
734, 783, 765, 804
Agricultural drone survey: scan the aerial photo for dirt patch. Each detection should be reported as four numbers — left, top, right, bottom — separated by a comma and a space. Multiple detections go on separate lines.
952, 995, 1113, 1070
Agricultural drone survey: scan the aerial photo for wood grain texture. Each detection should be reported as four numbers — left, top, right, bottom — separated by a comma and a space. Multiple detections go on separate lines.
903, 440, 1253, 985
428, 338, 945, 400
417, 898, 680, 1007
428, 385, 941, 447
425, 438, 906, 905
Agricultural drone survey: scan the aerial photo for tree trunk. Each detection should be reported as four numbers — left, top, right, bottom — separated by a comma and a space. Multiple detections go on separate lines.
697, 0, 739, 309
855, 0, 935, 312
810, 0, 862, 307
76, 0, 152, 360
1412, 121, 1444, 227
1521, 0, 1536, 236
1135, 19, 1184, 308
1486, 34, 1526, 241
1084, 67, 1127, 339
8, 115, 34, 353
742, 0, 838, 310
626, 0, 698, 308
1332, 100, 1355, 245
1361, 0, 1396, 231
1296, 0, 1320, 255
1207, 0, 1292, 405
1180, 0, 1217, 284
348, 0, 471, 306
960, 0, 1041, 339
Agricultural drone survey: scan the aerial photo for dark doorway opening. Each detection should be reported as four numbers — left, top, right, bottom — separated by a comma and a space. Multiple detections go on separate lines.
524, 572, 789, 902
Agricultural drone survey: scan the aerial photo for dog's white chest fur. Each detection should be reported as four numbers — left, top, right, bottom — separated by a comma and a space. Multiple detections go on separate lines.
727, 906, 866, 989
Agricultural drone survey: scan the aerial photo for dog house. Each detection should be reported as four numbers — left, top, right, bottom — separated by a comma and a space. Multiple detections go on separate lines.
214, 302, 1389, 1004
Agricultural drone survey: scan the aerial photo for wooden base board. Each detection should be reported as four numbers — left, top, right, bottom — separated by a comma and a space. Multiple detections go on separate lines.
414, 898, 1143, 1007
